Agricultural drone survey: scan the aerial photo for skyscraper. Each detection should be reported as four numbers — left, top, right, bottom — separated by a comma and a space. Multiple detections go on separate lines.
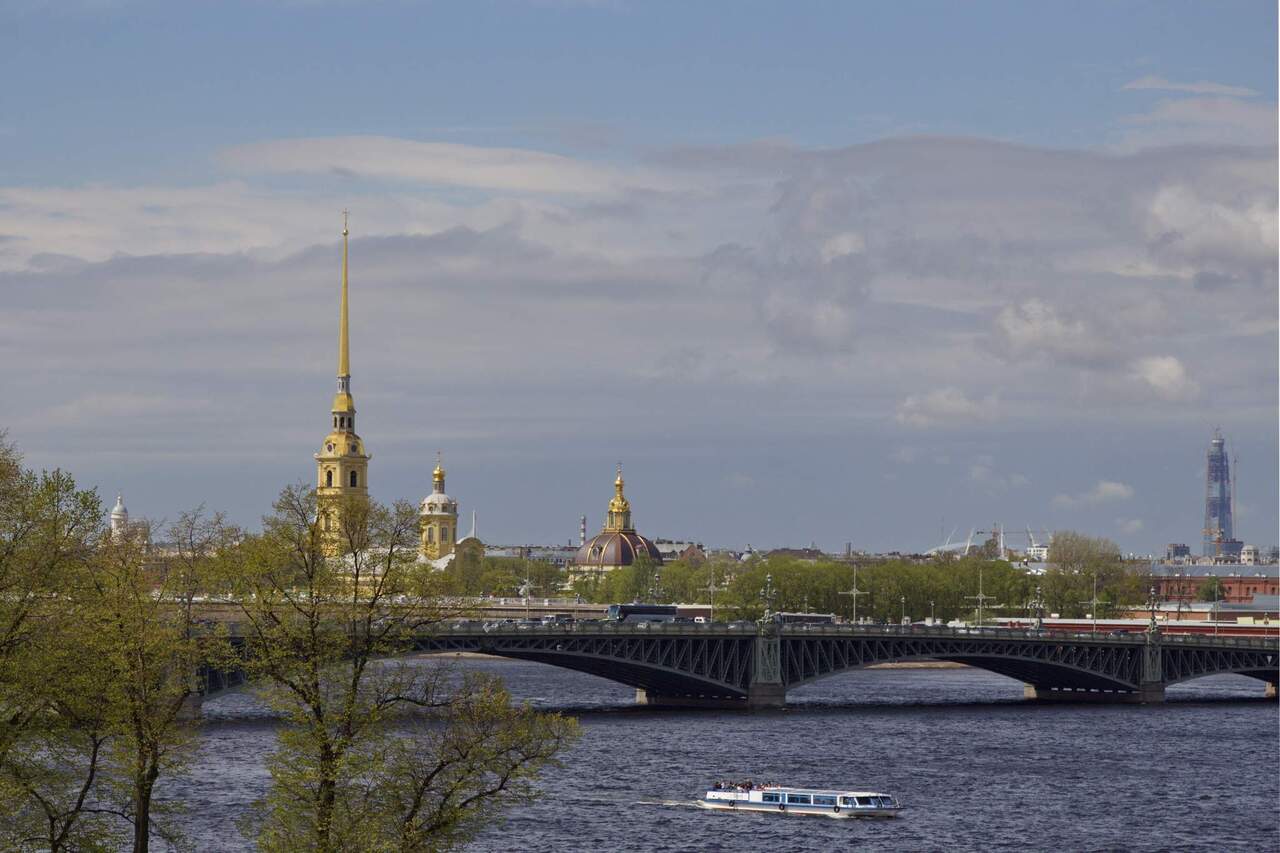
1202, 429, 1233, 557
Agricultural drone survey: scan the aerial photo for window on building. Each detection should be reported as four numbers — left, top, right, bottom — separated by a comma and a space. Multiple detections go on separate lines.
349, 471, 358, 488
427, 528, 434, 543
325, 470, 333, 487
443, 527, 450, 542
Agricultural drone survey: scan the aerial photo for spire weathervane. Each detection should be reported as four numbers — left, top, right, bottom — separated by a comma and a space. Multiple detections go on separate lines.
338, 212, 350, 379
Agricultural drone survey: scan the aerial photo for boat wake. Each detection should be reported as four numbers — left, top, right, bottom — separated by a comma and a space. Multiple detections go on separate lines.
634, 799, 702, 810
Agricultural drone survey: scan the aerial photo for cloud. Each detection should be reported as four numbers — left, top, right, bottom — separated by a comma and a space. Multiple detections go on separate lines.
895, 388, 997, 429
1053, 480, 1135, 509
1116, 517, 1145, 535
1118, 96, 1278, 149
219, 136, 674, 195
1129, 356, 1199, 401
1122, 75, 1258, 98
990, 298, 1115, 367
969, 455, 1029, 492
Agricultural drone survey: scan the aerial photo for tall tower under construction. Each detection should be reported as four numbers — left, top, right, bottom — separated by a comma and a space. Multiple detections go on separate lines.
1202, 430, 1235, 557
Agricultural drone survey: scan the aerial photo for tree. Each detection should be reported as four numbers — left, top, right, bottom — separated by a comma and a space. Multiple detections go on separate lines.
83, 510, 232, 852
0, 440, 124, 851
1198, 576, 1226, 602
1043, 531, 1140, 618
220, 486, 577, 851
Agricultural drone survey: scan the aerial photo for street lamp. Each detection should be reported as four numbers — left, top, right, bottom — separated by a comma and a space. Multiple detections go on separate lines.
759, 573, 777, 625
1079, 573, 1103, 634
838, 565, 865, 626
929, 600, 936, 625
900, 595, 906, 626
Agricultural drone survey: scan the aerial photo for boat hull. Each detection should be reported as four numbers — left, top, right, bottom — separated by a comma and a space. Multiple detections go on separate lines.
698, 800, 899, 819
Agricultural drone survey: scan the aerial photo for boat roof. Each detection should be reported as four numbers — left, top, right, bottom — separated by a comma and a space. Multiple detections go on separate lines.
716, 785, 890, 796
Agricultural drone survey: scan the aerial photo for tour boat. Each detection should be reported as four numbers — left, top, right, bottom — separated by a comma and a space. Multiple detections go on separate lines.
700, 783, 900, 818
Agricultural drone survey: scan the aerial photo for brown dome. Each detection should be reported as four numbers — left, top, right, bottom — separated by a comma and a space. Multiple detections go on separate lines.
574, 531, 664, 569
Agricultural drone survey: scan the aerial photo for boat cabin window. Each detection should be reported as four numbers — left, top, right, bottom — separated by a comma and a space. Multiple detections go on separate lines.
877, 797, 894, 808
813, 795, 837, 806
786, 794, 811, 805
855, 796, 876, 806
761, 793, 781, 803
840, 796, 857, 807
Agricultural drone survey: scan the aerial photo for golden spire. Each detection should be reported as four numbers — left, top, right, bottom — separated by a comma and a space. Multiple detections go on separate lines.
338, 210, 350, 378
433, 450, 445, 486
331, 212, 356, 416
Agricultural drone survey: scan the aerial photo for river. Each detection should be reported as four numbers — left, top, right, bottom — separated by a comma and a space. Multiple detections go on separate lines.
177, 658, 1278, 852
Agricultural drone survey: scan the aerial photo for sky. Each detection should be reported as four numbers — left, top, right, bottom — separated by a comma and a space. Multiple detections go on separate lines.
1, 0, 1276, 554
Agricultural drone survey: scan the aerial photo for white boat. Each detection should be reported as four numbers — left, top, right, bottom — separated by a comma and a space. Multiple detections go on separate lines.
700, 783, 900, 818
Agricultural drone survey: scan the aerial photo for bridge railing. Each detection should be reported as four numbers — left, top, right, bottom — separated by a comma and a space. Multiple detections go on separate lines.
431, 619, 1278, 650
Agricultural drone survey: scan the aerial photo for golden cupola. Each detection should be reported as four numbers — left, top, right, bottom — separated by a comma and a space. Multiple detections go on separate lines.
604, 463, 633, 532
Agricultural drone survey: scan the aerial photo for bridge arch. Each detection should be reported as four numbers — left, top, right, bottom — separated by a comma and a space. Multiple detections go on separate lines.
780, 644, 1142, 694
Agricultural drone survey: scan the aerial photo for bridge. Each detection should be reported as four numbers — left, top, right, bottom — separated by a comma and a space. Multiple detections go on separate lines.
402, 622, 1278, 708
199, 621, 1278, 710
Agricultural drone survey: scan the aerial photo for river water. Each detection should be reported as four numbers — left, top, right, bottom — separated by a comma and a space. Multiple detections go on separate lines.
179, 659, 1278, 852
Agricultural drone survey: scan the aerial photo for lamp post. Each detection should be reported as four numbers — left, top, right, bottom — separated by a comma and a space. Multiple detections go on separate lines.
705, 575, 722, 623
838, 565, 865, 626
929, 599, 936, 625
964, 566, 999, 628
900, 595, 906, 626
1034, 585, 1044, 630
1079, 573, 1103, 634
759, 573, 777, 626
1146, 585, 1159, 636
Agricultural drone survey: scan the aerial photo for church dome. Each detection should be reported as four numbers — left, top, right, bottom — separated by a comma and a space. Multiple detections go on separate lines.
573, 464, 662, 569
574, 530, 663, 569
422, 492, 457, 513
420, 454, 458, 515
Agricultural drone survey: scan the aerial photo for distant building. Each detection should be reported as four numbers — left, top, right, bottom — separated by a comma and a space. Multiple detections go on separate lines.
572, 465, 662, 576
1147, 563, 1279, 604
654, 540, 706, 564
1166, 543, 1192, 561
420, 454, 460, 562
1202, 430, 1235, 558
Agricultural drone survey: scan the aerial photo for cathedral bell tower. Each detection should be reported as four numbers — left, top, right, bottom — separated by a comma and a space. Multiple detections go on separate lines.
420, 452, 459, 561
314, 213, 370, 551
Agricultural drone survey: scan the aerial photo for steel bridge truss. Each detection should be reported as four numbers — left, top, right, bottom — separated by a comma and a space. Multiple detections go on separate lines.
199, 625, 1279, 706
420, 632, 757, 700
781, 635, 1149, 692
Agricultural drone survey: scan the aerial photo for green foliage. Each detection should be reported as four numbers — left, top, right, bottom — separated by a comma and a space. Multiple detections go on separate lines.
563, 536, 1142, 626
0, 437, 225, 851
221, 485, 579, 852
1042, 531, 1141, 617
1198, 576, 1225, 603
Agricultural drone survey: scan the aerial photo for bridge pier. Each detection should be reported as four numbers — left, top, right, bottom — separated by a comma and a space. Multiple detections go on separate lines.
1023, 685, 1165, 704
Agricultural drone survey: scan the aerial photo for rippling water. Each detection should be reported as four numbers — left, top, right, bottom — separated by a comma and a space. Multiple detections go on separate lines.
176, 658, 1278, 852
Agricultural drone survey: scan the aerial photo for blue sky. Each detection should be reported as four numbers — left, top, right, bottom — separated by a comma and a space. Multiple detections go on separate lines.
2, 1, 1276, 553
